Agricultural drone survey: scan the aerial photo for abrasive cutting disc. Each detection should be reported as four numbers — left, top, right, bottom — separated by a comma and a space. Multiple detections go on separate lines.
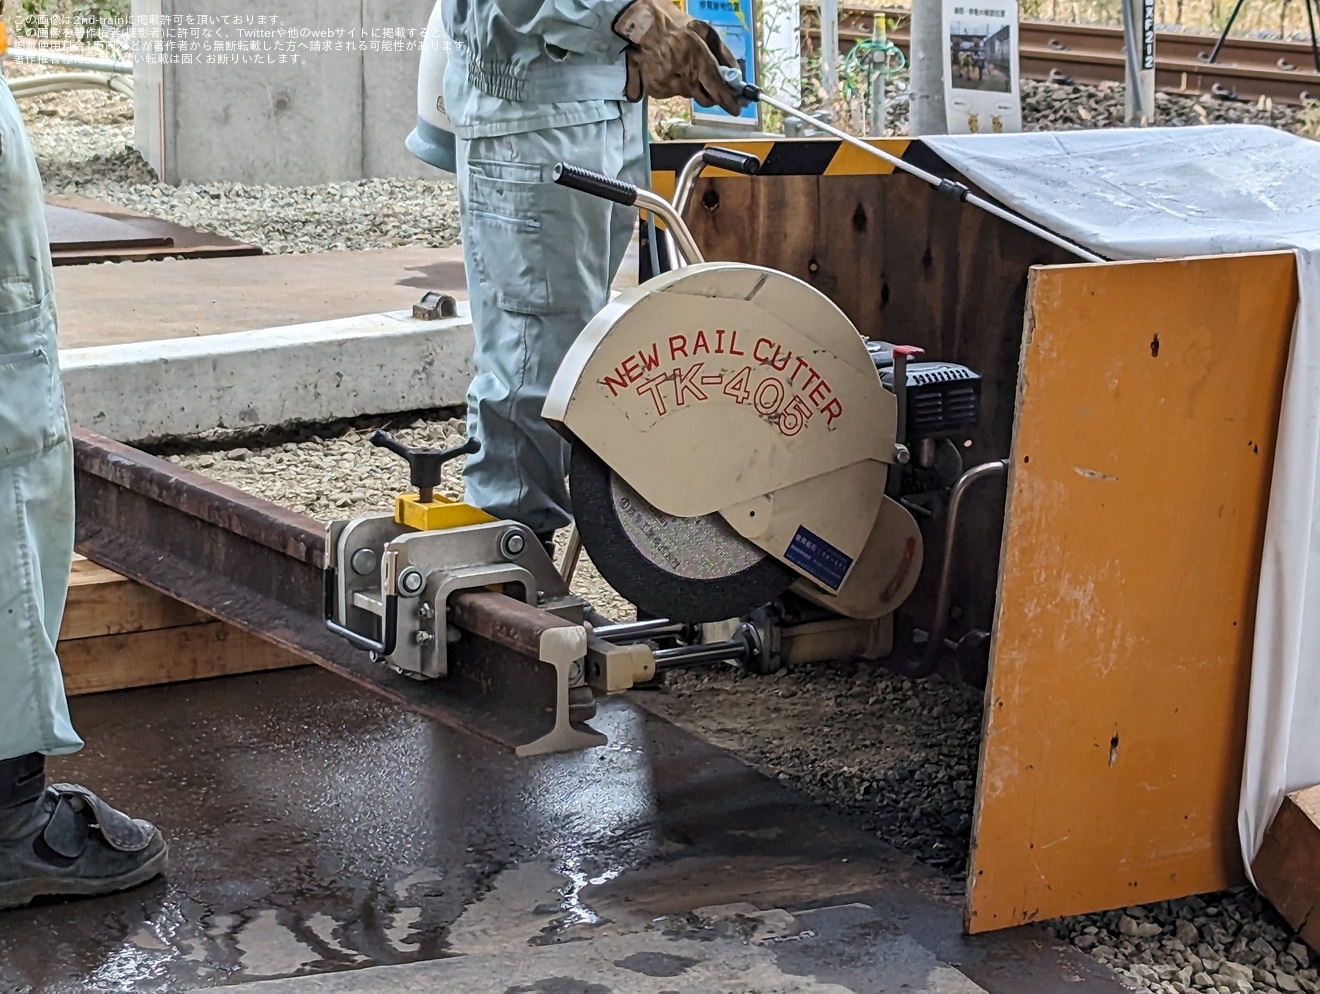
570, 444, 796, 624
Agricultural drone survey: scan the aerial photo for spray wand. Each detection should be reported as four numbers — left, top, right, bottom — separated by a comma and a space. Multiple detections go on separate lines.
719, 67, 1105, 264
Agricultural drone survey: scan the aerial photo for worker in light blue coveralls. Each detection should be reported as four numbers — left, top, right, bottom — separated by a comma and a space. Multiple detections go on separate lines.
440, 0, 746, 613
0, 72, 168, 911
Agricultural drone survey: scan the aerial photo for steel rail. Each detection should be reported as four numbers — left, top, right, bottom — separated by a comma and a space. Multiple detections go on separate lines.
69, 426, 591, 754
802, 4, 1320, 104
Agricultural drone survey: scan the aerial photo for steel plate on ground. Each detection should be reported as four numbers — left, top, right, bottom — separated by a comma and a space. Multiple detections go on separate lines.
44, 195, 261, 265
45, 203, 173, 251
570, 443, 796, 623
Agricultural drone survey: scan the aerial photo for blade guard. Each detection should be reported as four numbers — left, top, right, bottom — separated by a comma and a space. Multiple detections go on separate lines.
544, 263, 916, 616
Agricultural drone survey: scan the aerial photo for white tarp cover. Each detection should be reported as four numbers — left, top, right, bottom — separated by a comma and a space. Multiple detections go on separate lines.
919, 124, 1320, 884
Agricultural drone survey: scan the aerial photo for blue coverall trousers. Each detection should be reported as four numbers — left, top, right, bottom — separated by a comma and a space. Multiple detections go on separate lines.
0, 80, 83, 763
455, 103, 649, 537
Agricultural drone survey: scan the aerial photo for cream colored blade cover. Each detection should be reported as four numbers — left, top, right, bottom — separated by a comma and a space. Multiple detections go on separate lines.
545, 263, 914, 616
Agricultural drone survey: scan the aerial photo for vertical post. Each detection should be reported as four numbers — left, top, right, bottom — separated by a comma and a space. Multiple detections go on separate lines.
1123, 0, 1156, 125
866, 17, 889, 136
821, 0, 839, 118
910, 0, 948, 135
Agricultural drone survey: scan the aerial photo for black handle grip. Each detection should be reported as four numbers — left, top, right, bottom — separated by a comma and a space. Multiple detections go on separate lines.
553, 162, 638, 206
370, 430, 479, 491
701, 147, 761, 175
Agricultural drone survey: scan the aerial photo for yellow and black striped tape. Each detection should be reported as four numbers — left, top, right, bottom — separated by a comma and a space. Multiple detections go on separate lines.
649, 137, 939, 200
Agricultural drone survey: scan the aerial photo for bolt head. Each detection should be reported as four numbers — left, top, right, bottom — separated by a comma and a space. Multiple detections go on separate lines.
397, 566, 426, 596
501, 530, 526, 558
350, 547, 378, 576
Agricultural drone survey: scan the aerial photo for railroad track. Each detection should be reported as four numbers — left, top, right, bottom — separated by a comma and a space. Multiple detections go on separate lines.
802, 3, 1320, 105
70, 427, 575, 754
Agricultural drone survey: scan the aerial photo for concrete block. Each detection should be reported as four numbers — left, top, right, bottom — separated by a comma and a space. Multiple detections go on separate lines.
59, 305, 476, 442
130, 0, 440, 184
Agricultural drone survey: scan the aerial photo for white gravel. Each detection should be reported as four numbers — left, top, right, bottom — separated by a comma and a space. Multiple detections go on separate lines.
14, 64, 460, 254
158, 415, 633, 624
20, 56, 1316, 994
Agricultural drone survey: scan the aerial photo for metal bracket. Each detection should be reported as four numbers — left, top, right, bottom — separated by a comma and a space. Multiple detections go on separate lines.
428, 561, 537, 678
413, 291, 458, 320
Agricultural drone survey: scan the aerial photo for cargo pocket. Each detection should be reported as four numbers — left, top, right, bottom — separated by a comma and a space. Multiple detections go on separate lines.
466, 158, 565, 316
0, 283, 63, 471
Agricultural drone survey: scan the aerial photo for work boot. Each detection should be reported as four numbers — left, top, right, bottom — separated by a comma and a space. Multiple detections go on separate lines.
0, 753, 168, 911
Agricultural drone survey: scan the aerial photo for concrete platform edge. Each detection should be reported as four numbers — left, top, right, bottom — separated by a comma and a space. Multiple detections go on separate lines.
58, 306, 477, 442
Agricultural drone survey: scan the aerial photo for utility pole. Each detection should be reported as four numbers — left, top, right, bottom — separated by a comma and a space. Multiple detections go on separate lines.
1123, 0, 1156, 125
909, 0, 948, 135
821, 0, 839, 117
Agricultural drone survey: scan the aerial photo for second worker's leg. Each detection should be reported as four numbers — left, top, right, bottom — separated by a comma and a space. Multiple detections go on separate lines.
458, 119, 634, 539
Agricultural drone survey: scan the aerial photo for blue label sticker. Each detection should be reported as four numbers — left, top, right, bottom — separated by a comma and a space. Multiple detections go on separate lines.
784, 526, 854, 591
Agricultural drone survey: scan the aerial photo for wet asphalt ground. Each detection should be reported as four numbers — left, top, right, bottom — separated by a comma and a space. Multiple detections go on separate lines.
0, 667, 1126, 994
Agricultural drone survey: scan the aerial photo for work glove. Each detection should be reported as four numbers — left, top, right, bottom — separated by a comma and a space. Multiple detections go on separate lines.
612, 0, 746, 117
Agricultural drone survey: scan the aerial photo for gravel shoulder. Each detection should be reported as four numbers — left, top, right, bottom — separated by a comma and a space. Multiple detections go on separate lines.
16, 57, 1318, 994
13, 62, 461, 254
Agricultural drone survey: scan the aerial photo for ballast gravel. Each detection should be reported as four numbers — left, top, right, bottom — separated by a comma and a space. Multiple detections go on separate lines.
159, 416, 632, 625
13, 63, 460, 255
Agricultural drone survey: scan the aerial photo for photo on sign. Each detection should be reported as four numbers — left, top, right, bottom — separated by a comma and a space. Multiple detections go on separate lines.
684, 0, 759, 125
948, 11, 1013, 92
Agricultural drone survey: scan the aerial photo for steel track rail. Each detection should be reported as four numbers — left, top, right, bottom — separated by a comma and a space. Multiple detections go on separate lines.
802, 4, 1320, 104
69, 426, 584, 753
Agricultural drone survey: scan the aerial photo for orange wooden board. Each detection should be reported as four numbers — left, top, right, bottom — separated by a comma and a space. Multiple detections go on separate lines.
966, 250, 1300, 932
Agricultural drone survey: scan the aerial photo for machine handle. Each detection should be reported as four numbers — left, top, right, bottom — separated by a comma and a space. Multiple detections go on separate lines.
370, 430, 478, 501
323, 567, 399, 658
552, 162, 638, 206
701, 147, 761, 175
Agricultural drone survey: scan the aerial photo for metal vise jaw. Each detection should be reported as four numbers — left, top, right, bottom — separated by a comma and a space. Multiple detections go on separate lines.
323, 513, 604, 756
321, 430, 603, 757
325, 514, 586, 679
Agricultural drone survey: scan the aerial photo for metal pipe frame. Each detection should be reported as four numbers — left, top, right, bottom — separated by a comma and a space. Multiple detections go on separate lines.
664, 154, 712, 270
653, 636, 752, 669
896, 458, 1010, 678
594, 618, 685, 642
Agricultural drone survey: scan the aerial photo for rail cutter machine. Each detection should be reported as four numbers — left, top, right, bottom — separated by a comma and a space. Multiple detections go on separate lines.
322, 105, 1093, 754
